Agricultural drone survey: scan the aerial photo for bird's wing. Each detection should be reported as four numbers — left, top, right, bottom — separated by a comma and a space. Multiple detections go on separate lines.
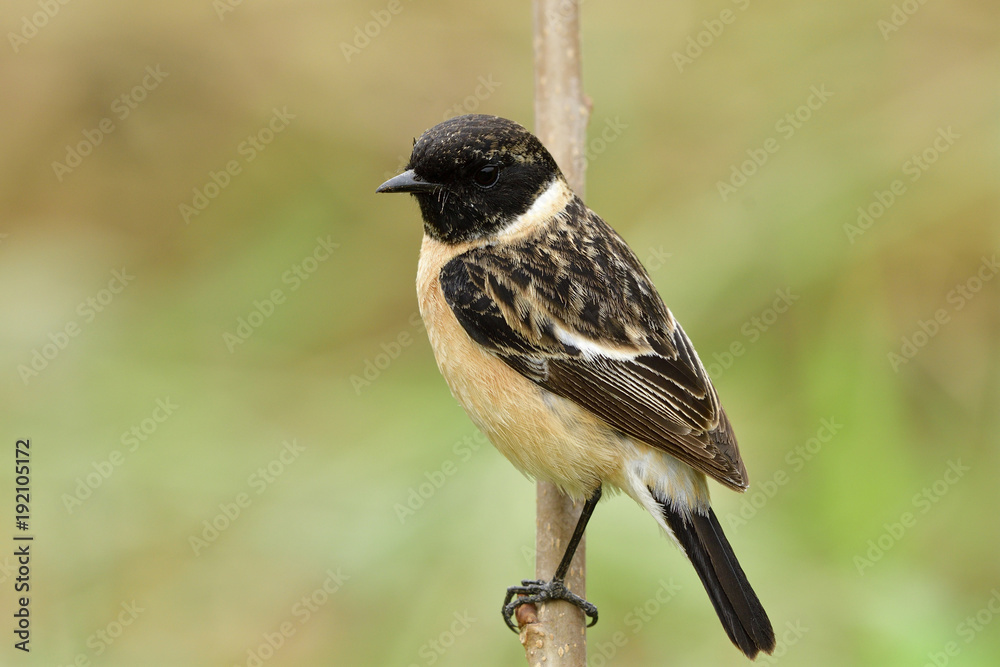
439, 213, 748, 490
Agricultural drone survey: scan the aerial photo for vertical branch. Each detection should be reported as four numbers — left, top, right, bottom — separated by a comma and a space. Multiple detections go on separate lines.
534, 0, 590, 197
518, 1, 591, 665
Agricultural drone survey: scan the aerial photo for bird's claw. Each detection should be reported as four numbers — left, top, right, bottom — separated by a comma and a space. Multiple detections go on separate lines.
502, 578, 599, 632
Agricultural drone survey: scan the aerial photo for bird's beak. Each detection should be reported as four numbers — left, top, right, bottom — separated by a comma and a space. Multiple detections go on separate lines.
375, 169, 440, 194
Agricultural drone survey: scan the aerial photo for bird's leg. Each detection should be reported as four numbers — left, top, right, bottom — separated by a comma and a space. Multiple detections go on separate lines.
502, 486, 602, 632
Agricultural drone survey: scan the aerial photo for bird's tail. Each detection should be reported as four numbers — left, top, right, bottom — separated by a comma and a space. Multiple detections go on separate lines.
653, 491, 776, 659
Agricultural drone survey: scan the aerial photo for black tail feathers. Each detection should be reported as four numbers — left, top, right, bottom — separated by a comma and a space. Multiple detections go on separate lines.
655, 493, 776, 659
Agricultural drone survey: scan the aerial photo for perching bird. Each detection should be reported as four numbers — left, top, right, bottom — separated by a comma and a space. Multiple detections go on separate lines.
376, 114, 775, 659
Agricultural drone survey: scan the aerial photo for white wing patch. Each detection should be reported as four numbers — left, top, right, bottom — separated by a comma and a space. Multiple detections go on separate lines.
551, 321, 642, 361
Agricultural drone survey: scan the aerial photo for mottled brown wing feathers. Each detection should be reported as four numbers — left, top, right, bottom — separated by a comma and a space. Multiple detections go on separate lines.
540, 341, 747, 490
438, 204, 748, 490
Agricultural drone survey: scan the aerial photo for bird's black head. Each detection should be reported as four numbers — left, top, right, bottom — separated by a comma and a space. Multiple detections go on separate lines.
376, 114, 564, 244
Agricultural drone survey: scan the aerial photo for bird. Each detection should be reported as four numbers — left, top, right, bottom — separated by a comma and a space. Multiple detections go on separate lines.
376, 113, 776, 659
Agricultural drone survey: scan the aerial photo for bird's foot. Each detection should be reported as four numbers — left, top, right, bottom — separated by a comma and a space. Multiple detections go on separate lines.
502, 578, 598, 632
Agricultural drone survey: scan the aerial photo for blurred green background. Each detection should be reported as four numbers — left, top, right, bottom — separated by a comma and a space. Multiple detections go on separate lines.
1, 1, 998, 665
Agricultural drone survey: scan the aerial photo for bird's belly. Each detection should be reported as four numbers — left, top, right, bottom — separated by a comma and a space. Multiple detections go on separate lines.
434, 344, 625, 500
417, 257, 622, 500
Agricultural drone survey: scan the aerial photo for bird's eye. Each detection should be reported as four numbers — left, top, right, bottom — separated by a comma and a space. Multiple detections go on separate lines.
473, 164, 501, 188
